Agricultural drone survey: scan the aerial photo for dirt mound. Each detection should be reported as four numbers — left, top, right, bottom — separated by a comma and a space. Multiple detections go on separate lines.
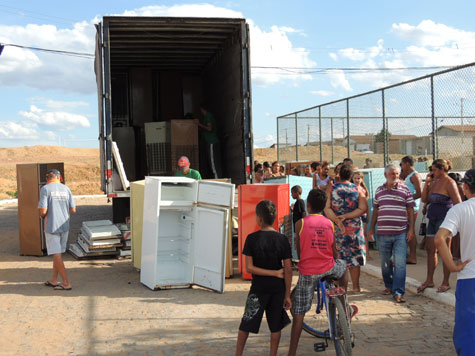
1, 146, 102, 200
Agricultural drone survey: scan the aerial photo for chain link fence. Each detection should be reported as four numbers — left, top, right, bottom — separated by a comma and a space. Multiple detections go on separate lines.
277, 62, 475, 171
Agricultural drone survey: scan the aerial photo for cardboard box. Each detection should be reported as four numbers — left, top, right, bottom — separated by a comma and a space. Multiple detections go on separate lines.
171, 119, 199, 173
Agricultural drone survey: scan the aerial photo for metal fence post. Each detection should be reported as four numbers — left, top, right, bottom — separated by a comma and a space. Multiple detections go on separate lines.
295, 113, 299, 161
346, 99, 350, 158
431, 76, 438, 160
331, 117, 334, 164
276, 117, 280, 162
319, 107, 323, 162
382, 89, 388, 165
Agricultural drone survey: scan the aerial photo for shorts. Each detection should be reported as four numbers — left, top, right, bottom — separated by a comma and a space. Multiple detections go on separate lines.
454, 278, 475, 355
292, 259, 347, 315
427, 218, 444, 237
45, 232, 69, 255
239, 288, 291, 334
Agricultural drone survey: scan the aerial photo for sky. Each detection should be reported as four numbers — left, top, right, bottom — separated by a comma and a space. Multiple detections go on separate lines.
2, 0, 475, 148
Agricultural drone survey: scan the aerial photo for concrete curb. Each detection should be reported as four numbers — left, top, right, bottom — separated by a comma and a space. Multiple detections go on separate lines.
0, 194, 107, 206
362, 263, 455, 307
0, 198, 17, 206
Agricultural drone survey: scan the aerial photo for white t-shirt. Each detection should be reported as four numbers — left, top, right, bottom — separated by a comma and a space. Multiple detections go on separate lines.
440, 197, 475, 280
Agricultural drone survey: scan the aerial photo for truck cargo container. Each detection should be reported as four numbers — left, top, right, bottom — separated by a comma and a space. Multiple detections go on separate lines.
94, 16, 253, 221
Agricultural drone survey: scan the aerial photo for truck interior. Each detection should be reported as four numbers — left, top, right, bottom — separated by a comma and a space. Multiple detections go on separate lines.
104, 17, 250, 190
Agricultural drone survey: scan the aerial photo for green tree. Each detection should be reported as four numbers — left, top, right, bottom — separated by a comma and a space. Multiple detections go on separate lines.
375, 129, 391, 143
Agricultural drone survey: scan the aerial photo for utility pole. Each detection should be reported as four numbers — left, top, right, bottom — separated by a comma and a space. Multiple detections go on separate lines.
307, 124, 310, 145
461, 97, 465, 156
341, 118, 345, 141
285, 128, 288, 146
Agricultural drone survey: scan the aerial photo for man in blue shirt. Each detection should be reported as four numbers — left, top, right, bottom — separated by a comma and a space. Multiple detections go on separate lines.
38, 169, 76, 290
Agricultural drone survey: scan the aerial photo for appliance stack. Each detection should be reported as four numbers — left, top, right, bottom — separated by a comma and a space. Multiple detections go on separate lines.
68, 220, 122, 259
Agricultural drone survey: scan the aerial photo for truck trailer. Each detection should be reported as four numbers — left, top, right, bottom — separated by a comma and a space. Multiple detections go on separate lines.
94, 16, 253, 221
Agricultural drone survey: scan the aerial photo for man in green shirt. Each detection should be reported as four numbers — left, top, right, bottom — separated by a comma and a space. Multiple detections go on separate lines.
198, 104, 222, 178
175, 156, 202, 180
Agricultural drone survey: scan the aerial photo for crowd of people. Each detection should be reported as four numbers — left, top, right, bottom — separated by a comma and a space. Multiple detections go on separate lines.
239, 156, 474, 356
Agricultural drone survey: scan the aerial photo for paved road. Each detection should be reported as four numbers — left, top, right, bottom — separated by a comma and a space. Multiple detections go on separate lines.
0, 198, 456, 355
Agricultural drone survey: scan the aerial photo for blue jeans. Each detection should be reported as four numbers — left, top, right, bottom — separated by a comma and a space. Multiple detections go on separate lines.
376, 233, 407, 296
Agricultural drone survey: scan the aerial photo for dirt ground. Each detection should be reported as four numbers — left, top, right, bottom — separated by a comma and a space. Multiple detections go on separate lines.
0, 197, 457, 356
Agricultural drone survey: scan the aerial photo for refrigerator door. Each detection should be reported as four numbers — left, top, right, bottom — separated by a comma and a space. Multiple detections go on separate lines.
140, 177, 161, 289
196, 181, 234, 208
193, 206, 229, 293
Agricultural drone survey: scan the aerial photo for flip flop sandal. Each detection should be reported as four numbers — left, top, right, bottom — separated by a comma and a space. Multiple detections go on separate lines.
44, 281, 59, 287
54, 285, 72, 291
394, 295, 406, 303
417, 284, 434, 293
437, 285, 451, 293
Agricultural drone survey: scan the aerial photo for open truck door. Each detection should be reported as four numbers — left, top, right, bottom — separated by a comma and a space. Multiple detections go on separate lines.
94, 23, 106, 193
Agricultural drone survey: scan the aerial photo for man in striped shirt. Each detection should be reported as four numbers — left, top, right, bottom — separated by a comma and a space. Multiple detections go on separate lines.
368, 163, 416, 303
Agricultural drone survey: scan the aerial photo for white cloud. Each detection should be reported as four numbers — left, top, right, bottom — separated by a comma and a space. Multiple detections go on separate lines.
328, 70, 352, 91
251, 24, 316, 86
30, 98, 90, 110
338, 40, 384, 62
277, 26, 307, 37
329, 52, 338, 61
118, 4, 243, 18
326, 20, 475, 90
310, 90, 335, 97
0, 121, 40, 140
254, 133, 275, 148
392, 20, 474, 48
19, 105, 90, 130
0, 22, 96, 93
44, 130, 58, 141
338, 48, 367, 62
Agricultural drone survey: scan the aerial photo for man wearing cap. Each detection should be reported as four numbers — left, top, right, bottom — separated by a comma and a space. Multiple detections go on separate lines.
38, 169, 76, 290
175, 156, 202, 180
435, 169, 475, 355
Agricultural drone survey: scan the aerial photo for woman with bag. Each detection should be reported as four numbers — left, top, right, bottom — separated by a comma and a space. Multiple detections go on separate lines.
418, 159, 461, 293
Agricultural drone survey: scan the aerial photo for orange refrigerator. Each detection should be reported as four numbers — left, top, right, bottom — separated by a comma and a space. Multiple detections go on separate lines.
238, 184, 290, 279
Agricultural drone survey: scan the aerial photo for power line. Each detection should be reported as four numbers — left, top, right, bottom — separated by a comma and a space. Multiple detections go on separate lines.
0, 43, 94, 59
0, 42, 461, 74
252, 65, 451, 73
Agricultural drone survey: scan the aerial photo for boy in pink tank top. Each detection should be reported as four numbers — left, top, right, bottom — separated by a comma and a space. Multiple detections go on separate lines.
288, 189, 348, 356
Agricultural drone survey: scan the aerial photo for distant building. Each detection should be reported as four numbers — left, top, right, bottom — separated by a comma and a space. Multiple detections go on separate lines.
334, 135, 375, 152
436, 125, 475, 155
437, 125, 475, 137
269, 143, 292, 149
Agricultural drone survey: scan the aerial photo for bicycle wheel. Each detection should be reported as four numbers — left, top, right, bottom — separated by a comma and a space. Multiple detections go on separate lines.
290, 286, 329, 338
330, 297, 352, 356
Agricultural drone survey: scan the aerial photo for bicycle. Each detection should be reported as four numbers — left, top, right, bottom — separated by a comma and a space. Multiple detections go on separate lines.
290, 277, 357, 355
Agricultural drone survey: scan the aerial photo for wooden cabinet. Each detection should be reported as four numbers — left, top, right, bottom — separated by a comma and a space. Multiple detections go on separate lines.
16, 163, 64, 256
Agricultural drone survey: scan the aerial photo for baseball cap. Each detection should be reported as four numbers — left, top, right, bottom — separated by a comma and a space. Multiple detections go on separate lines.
178, 156, 190, 168
46, 169, 61, 175
462, 169, 475, 187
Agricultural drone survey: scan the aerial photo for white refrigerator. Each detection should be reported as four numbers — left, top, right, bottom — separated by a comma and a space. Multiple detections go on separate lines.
140, 177, 234, 292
